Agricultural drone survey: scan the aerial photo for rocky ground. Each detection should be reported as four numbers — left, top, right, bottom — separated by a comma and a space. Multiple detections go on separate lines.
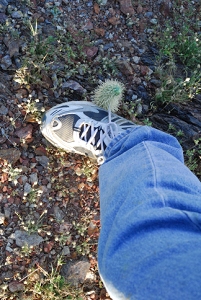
0, 0, 201, 299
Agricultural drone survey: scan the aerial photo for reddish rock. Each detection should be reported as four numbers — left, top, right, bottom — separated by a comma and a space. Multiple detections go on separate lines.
108, 16, 120, 25
94, 27, 105, 36
35, 146, 47, 156
41, 70, 53, 88
119, 0, 135, 15
84, 46, 98, 59
15, 124, 33, 140
94, 3, 100, 14
116, 60, 134, 76
44, 241, 54, 253
159, 0, 172, 17
137, 4, 143, 13
82, 20, 93, 30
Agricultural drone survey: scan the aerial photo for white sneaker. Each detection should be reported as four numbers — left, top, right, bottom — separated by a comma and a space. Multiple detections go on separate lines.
41, 101, 135, 164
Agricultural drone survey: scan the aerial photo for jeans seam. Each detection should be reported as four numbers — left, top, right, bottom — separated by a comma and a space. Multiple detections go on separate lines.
143, 140, 166, 207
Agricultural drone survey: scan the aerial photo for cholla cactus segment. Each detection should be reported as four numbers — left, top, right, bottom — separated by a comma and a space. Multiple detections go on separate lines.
93, 79, 125, 112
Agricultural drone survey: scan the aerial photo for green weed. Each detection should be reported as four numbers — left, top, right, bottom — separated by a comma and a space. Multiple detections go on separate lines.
152, 2, 201, 105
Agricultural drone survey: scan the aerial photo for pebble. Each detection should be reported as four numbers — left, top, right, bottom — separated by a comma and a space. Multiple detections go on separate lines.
1, 55, 12, 70
24, 182, 32, 194
29, 173, 38, 185
132, 56, 140, 64
150, 18, 158, 25
103, 42, 114, 51
11, 11, 23, 19
0, 104, 8, 115
53, 206, 65, 222
9, 281, 24, 292
145, 12, 153, 18
97, 0, 107, 5
61, 259, 91, 286
62, 246, 70, 256
150, 78, 162, 87
10, 230, 44, 247
36, 155, 49, 167
4, 207, 11, 218
132, 94, 138, 101
62, 80, 87, 94
0, 148, 21, 164
137, 85, 150, 101
0, 212, 5, 224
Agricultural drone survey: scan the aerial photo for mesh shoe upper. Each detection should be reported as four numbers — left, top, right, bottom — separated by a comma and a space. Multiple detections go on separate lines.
41, 101, 135, 164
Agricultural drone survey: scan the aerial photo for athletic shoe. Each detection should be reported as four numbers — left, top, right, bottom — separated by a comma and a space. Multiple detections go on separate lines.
41, 101, 135, 164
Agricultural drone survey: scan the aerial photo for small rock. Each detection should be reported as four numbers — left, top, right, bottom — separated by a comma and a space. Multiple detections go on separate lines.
1, 55, 12, 70
15, 124, 33, 140
94, 27, 105, 36
11, 11, 23, 19
82, 20, 93, 30
59, 222, 72, 233
150, 18, 158, 25
137, 85, 150, 101
24, 182, 32, 194
0, 148, 21, 164
61, 259, 90, 286
10, 230, 44, 247
97, 0, 107, 5
108, 16, 120, 25
29, 173, 38, 185
119, 0, 135, 15
137, 4, 143, 13
36, 155, 49, 167
132, 94, 138, 101
0, 104, 8, 115
103, 43, 114, 51
150, 78, 162, 87
85, 270, 96, 281
140, 65, 151, 76
132, 56, 140, 64
9, 281, 24, 292
0, 213, 5, 224
145, 11, 153, 18
83, 46, 98, 59
4, 207, 11, 218
35, 146, 47, 156
93, 3, 100, 14
0, 271, 13, 281
44, 241, 54, 253
159, 0, 172, 17
62, 80, 87, 94
62, 246, 70, 256
53, 206, 65, 222
116, 59, 134, 76
3, 37, 20, 57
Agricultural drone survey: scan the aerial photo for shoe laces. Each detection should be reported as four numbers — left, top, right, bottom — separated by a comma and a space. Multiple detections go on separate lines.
80, 107, 118, 153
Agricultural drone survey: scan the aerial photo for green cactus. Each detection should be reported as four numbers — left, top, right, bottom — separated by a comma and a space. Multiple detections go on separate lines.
93, 79, 125, 112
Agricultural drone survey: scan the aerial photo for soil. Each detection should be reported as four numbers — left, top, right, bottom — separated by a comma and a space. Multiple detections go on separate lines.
0, 0, 201, 299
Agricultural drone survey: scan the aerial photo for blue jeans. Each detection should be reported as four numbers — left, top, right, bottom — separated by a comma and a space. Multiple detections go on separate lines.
98, 126, 201, 300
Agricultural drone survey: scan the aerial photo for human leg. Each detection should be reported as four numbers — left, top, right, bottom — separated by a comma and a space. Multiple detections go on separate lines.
98, 125, 201, 299
41, 101, 201, 300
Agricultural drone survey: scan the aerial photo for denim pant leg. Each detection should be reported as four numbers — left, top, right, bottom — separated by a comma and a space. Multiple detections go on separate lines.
98, 126, 201, 300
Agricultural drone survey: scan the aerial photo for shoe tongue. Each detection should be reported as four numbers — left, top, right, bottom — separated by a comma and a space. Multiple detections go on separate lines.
79, 124, 106, 150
